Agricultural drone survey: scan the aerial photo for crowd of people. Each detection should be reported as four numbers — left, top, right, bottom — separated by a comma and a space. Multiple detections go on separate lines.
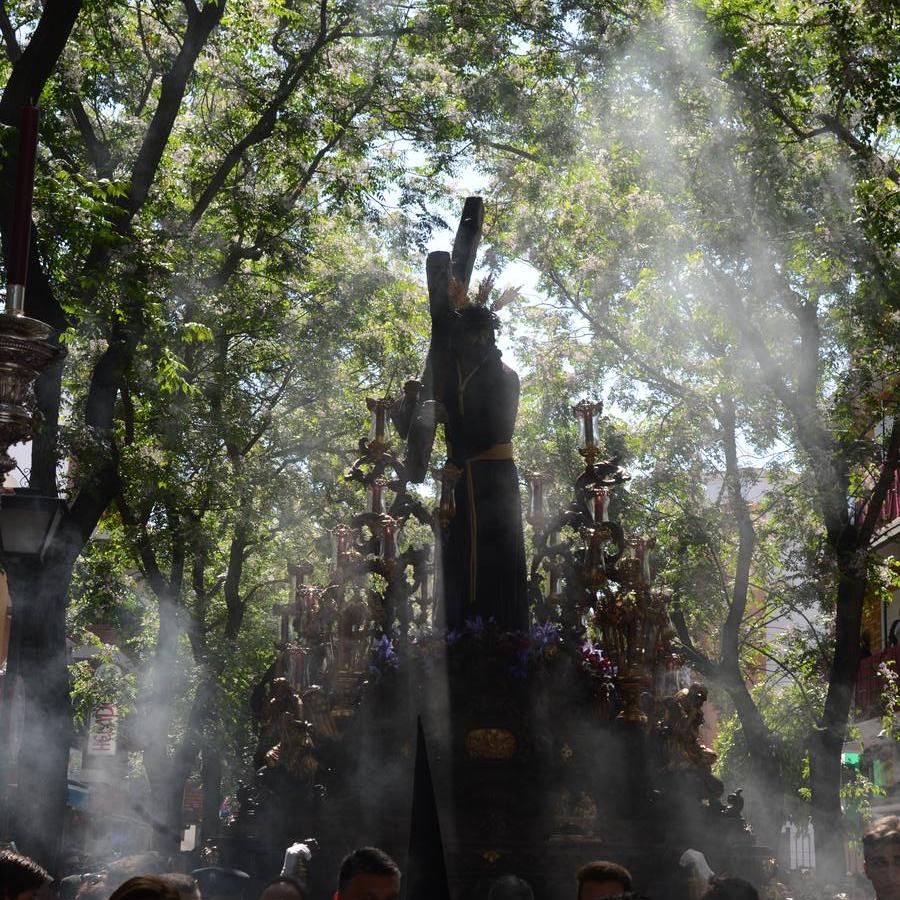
2, 816, 899, 900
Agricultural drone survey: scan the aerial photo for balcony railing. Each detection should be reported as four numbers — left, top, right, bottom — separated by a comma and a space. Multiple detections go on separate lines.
856, 466, 900, 534
855, 644, 900, 717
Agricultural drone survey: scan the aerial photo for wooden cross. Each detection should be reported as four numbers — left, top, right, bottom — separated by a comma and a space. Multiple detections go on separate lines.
403, 197, 484, 482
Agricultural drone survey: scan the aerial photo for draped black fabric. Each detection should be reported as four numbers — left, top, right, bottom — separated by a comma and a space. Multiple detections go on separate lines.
441, 348, 528, 632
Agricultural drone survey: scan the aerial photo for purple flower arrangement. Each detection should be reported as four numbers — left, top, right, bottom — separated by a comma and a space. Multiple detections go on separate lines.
369, 633, 400, 678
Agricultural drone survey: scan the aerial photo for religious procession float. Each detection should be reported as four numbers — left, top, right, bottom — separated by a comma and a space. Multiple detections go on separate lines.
207, 198, 770, 900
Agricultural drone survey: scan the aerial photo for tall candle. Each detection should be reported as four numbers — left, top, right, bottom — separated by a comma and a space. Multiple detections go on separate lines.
8, 105, 39, 314
380, 517, 398, 560
592, 488, 609, 523
582, 409, 594, 447
367, 397, 390, 445
529, 473, 545, 520
371, 478, 386, 514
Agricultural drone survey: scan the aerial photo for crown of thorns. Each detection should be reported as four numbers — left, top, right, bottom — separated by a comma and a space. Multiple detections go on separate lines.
448, 275, 519, 315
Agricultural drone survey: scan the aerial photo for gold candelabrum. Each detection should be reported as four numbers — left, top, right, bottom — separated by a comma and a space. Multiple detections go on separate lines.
529, 400, 674, 723
271, 396, 435, 692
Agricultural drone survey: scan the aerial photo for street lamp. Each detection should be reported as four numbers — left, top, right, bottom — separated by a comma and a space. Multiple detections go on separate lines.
0, 101, 71, 868
0, 489, 67, 559
0, 489, 69, 844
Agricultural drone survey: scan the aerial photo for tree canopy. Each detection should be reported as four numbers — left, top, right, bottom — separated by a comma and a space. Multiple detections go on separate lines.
0, 0, 895, 875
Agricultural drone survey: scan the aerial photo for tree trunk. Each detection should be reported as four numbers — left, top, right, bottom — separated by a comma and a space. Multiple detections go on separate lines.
4, 554, 76, 870
139, 593, 190, 854
140, 612, 215, 857
200, 743, 222, 846
809, 548, 867, 882
726, 671, 785, 855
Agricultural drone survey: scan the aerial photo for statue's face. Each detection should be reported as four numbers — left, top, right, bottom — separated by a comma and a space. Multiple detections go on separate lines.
452, 321, 494, 359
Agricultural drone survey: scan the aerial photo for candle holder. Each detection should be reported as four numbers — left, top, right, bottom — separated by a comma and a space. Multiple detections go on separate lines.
370, 476, 388, 515
529, 399, 674, 724
581, 525, 613, 588
573, 399, 603, 465
415, 553, 433, 626
341, 396, 435, 640
616, 665, 652, 724
366, 396, 392, 455
588, 486, 610, 523
378, 514, 401, 564
330, 525, 357, 579
288, 561, 314, 591
527, 472, 548, 529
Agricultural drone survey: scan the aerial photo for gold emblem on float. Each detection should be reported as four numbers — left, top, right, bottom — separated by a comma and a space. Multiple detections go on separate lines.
464, 728, 517, 759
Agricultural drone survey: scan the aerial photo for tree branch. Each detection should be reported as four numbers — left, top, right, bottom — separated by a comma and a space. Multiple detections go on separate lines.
719, 392, 758, 660
0, 0, 82, 121
858, 417, 900, 548
818, 113, 900, 185
70, 99, 114, 178
188, 0, 345, 228
127, 0, 225, 215
0, 1, 21, 62
670, 600, 716, 676
117, 491, 173, 603
482, 140, 542, 163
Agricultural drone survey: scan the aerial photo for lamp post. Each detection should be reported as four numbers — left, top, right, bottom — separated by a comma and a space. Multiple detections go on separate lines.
0, 102, 71, 868
0, 489, 70, 850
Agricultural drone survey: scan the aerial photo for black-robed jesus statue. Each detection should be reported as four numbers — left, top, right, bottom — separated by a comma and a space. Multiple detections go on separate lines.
393, 197, 528, 633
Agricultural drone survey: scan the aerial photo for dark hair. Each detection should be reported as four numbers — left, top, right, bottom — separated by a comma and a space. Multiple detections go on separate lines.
0, 850, 51, 899
864, 816, 900, 856
74, 876, 109, 900
576, 861, 632, 898
108, 877, 180, 900
488, 875, 534, 900
258, 877, 307, 900
337, 848, 400, 894
453, 305, 500, 333
701, 876, 759, 900
158, 875, 199, 900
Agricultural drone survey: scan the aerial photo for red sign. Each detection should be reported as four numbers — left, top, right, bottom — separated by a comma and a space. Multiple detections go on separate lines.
87, 702, 118, 756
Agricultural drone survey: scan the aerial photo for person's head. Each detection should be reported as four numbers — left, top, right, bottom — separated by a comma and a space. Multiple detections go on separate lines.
576, 861, 632, 900
0, 850, 51, 900
105, 855, 164, 882
336, 848, 400, 900
864, 816, 900, 900
73, 875, 108, 900
701, 876, 759, 900
191, 867, 249, 900
488, 876, 534, 900
158, 876, 200, 900
256, 877, 307, 900
107, 877, 180, 900
61, 874, 105, 900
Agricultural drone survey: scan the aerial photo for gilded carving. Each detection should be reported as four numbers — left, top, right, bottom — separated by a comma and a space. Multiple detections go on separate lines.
465, 728, 517, 760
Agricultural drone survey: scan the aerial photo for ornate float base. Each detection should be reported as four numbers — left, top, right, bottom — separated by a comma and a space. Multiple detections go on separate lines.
220, 637, 769, 900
